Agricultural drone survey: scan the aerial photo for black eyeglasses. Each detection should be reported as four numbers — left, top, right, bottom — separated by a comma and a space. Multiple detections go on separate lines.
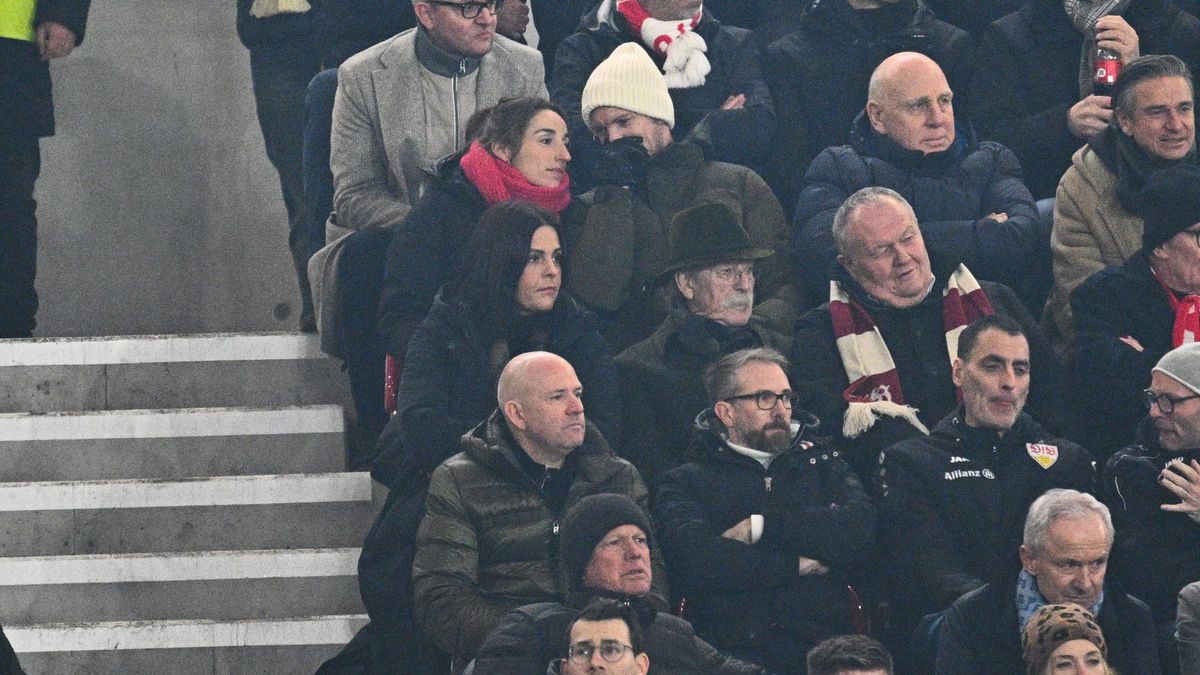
724, 390, 800, 410
426, 0, 504, 18
567, 641, 636, 664
1143, 389, 1200, 414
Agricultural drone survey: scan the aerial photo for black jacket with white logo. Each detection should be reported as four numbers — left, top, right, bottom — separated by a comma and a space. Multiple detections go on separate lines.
879, 407, 1095, 631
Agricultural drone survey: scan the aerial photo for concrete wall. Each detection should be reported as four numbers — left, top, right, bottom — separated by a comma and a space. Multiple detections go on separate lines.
35, 1, 299, 337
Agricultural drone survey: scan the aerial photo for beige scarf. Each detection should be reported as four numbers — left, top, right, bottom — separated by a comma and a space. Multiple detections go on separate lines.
249, 0, 311, 19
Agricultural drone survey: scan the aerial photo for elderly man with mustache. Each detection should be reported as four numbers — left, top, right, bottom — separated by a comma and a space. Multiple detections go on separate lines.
615, 202, 792, 489
653, 347, 877, 673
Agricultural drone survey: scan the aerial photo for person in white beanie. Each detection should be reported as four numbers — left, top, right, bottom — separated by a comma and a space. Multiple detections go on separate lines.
549, 0, 776, 192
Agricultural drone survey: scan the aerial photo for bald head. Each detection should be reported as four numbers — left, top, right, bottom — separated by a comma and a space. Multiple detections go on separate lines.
497, 352, 587, 467
866, 52, 955, 154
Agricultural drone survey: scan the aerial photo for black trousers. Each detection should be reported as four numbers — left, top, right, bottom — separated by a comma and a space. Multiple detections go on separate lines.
248, 44, 320, 328
0, 136, 41, 339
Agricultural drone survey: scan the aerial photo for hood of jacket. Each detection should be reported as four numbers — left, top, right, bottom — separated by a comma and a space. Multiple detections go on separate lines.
849, 109, 977, 178
690, 406, 822, 466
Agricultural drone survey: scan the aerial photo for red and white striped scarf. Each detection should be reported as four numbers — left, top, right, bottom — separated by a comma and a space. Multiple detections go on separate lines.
830, 264, 994, 438
615, 0, 710, 88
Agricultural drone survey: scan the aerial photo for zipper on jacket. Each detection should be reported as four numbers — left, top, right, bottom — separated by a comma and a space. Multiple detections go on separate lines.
453, 59, 466, 145
764, 476, 773, 492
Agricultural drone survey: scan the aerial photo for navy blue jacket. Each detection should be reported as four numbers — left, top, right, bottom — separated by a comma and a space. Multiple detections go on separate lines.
1, 0, 90, 141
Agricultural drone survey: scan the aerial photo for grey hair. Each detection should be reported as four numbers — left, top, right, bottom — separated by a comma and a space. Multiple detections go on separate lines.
703, 347, 791, 405
1113, 54, 1194, 122
831, 187, 917, 257
1022, 489, 1113, 554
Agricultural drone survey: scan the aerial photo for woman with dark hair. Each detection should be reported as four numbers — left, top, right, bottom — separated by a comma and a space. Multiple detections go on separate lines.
374, 200, 620, 488
376, 96, 574, 360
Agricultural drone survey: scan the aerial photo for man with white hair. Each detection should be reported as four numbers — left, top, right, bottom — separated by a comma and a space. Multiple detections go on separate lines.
936, 489, 1160, 674
791, 186, 1060, 485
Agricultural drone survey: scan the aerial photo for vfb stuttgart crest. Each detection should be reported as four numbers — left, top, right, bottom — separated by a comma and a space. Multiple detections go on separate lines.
1026, 443, 1059, 469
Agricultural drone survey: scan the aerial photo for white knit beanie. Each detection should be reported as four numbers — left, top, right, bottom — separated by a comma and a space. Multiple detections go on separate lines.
1155, 342, 1200, 396
581, 43, 675, 129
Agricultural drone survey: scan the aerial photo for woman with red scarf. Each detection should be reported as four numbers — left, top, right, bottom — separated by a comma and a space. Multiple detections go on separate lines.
378, 96, 573, 359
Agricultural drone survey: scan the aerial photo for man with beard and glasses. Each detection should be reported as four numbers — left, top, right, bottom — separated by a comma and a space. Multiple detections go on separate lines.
878, 315, 1094, 661
615, 203, 792, 489
654, 348, 877, 673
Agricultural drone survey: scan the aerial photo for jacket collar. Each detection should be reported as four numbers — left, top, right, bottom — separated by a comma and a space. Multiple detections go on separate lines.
462, 410, 615, 484
414, 25, 482, 77
850, 110, 975, 177
929, 404, 1046, 452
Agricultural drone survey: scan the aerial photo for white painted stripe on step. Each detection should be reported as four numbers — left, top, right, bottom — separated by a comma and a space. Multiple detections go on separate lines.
0, 548, 361, 586
0, 333, 325, 367
6, 614, 370, 652
0, 472, 371, 511
0, 405, 343, 441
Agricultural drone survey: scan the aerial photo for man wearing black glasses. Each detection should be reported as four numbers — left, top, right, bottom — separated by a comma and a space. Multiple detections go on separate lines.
327, 0, 545, 236
1073, 164, 1200, 457
878, 314, 1094, 665
654, 347, 877, 674
1104, 341, 1200, 671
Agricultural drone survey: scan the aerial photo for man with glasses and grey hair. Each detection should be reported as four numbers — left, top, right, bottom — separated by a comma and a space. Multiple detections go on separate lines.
653, 347, 876, 673
1073, 164, 1200, 456
936, 488, 1160, 674
327, 0, 546, 237
1104, 342, 1200, 671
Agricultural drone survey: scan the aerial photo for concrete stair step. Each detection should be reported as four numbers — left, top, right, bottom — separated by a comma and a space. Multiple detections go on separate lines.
0, 333, 350, 413
9, 615, 368, 674
0, 472, 373, 556
0, 405, 345, 481
0, 548, 364, 625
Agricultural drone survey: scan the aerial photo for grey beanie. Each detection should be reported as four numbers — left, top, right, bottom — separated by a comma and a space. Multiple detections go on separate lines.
1154, 342, 1200, 395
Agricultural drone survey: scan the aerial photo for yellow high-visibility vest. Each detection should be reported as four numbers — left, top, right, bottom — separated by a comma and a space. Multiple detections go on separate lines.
0, 0, 37, 43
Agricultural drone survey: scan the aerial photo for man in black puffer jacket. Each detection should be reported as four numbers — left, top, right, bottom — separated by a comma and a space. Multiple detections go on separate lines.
472, 493, 763, 674
762, 0, 970, 214
654, 348, 877, 674
794, 52, 1043, 311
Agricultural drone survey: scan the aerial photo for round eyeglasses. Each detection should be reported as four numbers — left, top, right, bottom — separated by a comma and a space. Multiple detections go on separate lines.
1143, 389, 1200, 415
426, 0, 505, 19
723, 390, 800, 410
567, 641, 636, 664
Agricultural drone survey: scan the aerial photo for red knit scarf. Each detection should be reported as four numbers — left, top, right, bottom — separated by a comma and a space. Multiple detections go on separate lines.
458, 141, 571, 214
1154, 272, 1200, 347
615, 0, 701, 56
615, 0, 709, 88
829, 264, 994, 438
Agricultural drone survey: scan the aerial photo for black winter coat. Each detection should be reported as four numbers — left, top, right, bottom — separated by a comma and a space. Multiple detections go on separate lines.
762, 0, 970, 213
880, 408, 1095, 632
550, 5, 775, 191
309, 0, 416, 68
1, 0, 89, 141
615, 309, 792, 490
0, 624, 23, 675
654, 412, 876, 674
794, 114, 1041, 305
792, 261, 1064, 483
968, 0, 1200, 199
1104, 439, 1200, 622
1071, 251, 1173, 456
376, 156, 489, 358
235, 0, 312, 51
372, 290, 621, 490
472, 589, 764, 674
936, 568, 1160, 675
